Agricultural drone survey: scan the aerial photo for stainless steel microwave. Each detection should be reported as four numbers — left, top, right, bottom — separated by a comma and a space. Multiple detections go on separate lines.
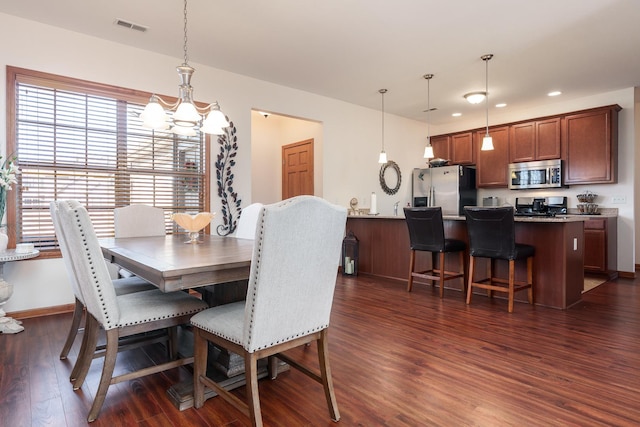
508, 159, 562, 190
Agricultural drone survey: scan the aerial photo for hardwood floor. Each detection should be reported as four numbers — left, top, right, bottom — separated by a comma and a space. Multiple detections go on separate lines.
1, 274, 639, 426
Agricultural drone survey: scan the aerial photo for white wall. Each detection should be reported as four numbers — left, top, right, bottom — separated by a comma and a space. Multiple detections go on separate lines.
0, 12, 636, 313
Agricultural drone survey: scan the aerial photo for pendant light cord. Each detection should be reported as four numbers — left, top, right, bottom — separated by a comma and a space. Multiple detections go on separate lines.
379, 89, 387, 152
183, 0, 189, 66
482, 54, 493, 136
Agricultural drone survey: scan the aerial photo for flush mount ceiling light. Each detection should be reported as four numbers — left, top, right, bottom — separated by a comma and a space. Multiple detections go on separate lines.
480, 54, 494, 151
378, 89, 388, 164
423, 74, 435, 160
464, 91, 487, 104
140, 0, 229, 136
548, 91, 562, 97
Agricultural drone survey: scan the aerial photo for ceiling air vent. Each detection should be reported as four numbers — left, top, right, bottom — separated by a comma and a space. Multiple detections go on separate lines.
115, 19, 148, 33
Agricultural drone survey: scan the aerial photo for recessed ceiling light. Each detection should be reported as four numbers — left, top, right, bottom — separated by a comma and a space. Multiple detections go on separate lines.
548, 91, 562, 97
452, 112, 462, 117
496, 103, 507, 108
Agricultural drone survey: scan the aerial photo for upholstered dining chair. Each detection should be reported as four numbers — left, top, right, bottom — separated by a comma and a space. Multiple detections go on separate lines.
234, 202, 263, 239
463, 206, 535, 313
55, 200, 208, 422
114, 204, 166, 278
404, 207, 467, 297
114, 204, 166, 238
50, 201, 156, 377
191, 195, 347, 427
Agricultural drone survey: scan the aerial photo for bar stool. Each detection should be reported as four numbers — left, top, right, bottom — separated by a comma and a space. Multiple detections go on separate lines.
404, 207, 466, 298
463, 207, 534, 313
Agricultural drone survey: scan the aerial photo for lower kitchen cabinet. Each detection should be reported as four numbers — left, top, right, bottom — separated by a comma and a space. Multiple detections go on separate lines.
583, 217, 617, 278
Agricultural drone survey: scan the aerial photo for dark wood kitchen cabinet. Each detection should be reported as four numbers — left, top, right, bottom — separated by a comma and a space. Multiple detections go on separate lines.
509, 117, 561, 163
475, 126, 509, 188
583, 217, 617, 278
563, 105, 620, 185
430, 134, 451, 160
450, 132, 475, 165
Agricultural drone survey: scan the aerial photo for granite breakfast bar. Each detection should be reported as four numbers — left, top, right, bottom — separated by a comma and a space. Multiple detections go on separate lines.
345, 214, 586, 309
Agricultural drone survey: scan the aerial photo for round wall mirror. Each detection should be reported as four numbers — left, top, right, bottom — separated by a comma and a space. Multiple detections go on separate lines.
379, 161, 401, 195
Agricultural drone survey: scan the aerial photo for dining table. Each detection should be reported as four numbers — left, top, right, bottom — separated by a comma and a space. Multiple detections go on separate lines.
99, 234, 254, 293
99, 233, 273, 410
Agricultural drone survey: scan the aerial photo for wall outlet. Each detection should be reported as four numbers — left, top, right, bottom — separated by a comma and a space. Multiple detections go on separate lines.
611, 195, 626, 204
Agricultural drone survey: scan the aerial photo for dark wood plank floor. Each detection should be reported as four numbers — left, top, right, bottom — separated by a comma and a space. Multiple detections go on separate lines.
1, 274, 639, 426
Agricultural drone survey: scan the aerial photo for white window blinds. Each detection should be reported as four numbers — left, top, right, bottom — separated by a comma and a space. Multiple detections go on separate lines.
7, 67, 209, 251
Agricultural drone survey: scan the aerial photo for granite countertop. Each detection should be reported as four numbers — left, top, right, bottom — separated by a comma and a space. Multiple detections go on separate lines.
347, 214, 587, 222
348, 210, 618, 222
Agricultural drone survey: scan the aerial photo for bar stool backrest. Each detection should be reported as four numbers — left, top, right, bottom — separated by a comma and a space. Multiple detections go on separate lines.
464, 207, 516, 259
403, 207, 446, 252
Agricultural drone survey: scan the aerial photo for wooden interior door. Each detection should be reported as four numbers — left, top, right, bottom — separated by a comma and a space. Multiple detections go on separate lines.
282, 139, 314, 199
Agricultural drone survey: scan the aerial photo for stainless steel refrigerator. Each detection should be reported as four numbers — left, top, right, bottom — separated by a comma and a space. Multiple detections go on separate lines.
411, 165, 477, 215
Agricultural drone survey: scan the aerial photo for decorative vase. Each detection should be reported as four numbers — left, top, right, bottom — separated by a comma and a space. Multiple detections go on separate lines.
0, 226, 7, 252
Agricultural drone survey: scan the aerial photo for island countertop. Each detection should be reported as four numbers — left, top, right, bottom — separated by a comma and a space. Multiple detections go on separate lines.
346, 214, 584, 309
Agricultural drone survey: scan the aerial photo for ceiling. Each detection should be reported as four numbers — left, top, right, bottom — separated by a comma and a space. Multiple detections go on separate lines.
1, 0, 640, 126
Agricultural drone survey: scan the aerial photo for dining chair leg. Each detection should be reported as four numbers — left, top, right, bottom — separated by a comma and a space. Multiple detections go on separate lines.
193, 328, 208, 409
438, 252, 446, 298
70, 306, 92, 382
407, 250, 416, 292
267, 355, 279, 380
508, 259, 516, 313
167, 326, 178, 360
60, 298, 84, 360
88, 329, 119, 422
73, 314, 100, 390
244, 352, 263, 427
466, 256, 475, 305
318, 329, 340, 421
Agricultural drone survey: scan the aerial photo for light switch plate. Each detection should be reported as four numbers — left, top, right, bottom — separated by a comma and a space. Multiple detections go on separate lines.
612, 195, 626, 204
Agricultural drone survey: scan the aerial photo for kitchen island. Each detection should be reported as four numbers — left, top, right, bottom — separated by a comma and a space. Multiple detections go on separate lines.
345, 214, 585, 309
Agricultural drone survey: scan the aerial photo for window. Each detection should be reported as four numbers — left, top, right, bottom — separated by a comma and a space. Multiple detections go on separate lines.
6, 67, 210, 253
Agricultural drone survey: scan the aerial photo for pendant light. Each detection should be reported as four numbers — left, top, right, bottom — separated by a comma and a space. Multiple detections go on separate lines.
378, 89, 388, 163
140, 0, 229, 136
481, 54, 494, 151
423, 74, 435, 159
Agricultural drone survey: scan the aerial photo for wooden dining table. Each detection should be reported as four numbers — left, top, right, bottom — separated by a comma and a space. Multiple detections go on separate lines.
99, 234, 254, 293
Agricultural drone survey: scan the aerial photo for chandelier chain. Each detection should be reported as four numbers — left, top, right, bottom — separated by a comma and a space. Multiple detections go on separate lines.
183, 0, 189, 65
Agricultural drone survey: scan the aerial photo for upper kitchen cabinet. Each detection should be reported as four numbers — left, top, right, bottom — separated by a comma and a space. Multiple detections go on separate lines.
450, 131, 475, 165
430, 134, 451, 160
475, 126, 509, 188
562, 105, 620, 185
509, 117, 561, 163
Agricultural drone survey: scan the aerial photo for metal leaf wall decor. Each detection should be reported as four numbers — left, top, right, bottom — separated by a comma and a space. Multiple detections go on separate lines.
215, 119, 242, 236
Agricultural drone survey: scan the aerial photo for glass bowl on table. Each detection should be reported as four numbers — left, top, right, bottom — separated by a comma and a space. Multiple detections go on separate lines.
171, 212, 216, 243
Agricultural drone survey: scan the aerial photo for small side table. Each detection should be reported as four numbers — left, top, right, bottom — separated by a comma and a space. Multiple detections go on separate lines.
0, 249, 40, 334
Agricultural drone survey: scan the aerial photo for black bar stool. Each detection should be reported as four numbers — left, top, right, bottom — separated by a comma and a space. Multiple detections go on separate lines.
404, 207, 466, 298
463, 207, 534, 313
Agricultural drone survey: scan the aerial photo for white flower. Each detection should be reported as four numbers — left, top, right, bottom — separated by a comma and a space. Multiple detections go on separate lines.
0, 158, 19, 191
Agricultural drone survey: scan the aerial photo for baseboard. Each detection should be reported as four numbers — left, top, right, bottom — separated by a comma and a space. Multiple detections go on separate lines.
8, 303, 75, 320
618, 271, 636, 279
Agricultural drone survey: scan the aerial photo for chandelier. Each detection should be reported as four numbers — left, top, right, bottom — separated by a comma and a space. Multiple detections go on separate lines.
140, 0, 229, 136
